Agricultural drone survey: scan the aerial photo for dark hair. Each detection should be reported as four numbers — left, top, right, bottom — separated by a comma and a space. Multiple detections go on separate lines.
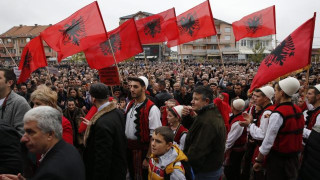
158, 80, 166, 87
154, 126, 174, 144
0, 68, 16, 89
193, 86, 213, 102
67, 97, 75, 103
309, 86, 320, 95
275, 83, 291, 99
168, 108, 178, 118
254, 89, 266, 97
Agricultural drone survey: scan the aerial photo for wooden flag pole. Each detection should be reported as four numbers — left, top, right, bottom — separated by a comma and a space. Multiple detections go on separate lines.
46, 66, 54, 85
0, 39, 18, 67
274, 34, 277, 49
107, 39, 122, 80
216, 35, 225, 71
179, 45, 185, 70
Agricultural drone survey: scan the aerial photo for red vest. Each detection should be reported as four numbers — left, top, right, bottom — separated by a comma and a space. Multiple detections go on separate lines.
126, 98, 154, 143
307, 106, 320, 130
160, 106, 168, 126
271, 102, 304, 155
256, 104, 275, 127
174, 124, 188, 145
229, 113, 247, 147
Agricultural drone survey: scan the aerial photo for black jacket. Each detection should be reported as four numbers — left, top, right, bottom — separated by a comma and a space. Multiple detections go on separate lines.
184, 104, 226, 174
83, 105, 127, 180
0, 123, 22, 174
299, 126, 320, 180
30, 140, 85, 180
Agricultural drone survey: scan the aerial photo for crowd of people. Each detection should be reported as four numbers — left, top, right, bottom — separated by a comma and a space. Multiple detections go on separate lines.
0, 59, 320, 180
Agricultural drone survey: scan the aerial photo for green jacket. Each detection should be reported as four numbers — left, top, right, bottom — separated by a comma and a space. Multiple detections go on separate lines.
184, 104, 226, 173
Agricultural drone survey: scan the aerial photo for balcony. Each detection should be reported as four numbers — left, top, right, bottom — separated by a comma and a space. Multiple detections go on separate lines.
0, 53, 16, 58
207, 49, 220, 54
0, 43, 14, 48
192, 49, 207, 56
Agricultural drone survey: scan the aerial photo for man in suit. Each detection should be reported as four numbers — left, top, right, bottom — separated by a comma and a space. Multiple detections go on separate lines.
0, 106, 85, 180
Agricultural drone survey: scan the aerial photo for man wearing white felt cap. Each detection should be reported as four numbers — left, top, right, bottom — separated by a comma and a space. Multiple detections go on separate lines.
253, 77, 304, 180
240, 85, 275, 179
224, 98, 247, 180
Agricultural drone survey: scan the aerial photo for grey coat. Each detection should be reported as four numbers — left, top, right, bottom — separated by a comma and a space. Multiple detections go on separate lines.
0, 91, 31, 136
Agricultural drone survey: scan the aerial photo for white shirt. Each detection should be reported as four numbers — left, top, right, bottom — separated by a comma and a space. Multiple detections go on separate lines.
225, 121, 244, 151
259, 113, 283, 156
173, 130, 187, 151
97, 102, 110, 112
0, 98, 5, 107
250, 110, 272, 140
125, 102, 161, 140
303, 112, 320, 139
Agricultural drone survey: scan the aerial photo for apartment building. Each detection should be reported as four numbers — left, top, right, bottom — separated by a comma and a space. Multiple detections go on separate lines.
0, 24, 56, 62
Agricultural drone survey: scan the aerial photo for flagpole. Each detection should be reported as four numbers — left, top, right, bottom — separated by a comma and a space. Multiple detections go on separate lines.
95, 1, 121, 81
274, 34, 277, 49
216, 35, 225, 71
46, 66, 53, 85
179, 45, 184, 70
0, 39, 18, 67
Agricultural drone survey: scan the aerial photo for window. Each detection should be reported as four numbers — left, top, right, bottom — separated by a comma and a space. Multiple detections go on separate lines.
211, 36, 217, 42
249, 40, 254, 48
225, 27, 231, 33
241, 40, 246, 46
224, 36, 231, 41
224, 45, 231, 49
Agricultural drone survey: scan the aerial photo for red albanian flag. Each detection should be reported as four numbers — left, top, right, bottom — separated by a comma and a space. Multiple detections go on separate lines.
18, 36, 47, 84
250, 13, 316, 92
135, 8, 179, 44
41, 1, 107, 62
167, 0, 217, 47
232, 5, 276, 41
84, 19, 143, 70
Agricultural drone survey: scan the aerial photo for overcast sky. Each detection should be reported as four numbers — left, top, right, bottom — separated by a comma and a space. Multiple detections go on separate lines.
1, 0, 319, 48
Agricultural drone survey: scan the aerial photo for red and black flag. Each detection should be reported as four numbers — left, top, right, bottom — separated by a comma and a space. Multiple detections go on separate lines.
232, 6, 276, 41
40, 1, 107, 62
167, 0, 217, 47
250, 13, 316, 92
135, 8, 179, 44
17, 36, 47, 84
84, 19, 143, 70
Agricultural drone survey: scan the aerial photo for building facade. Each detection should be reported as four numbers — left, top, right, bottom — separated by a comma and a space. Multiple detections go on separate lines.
119, 11, 171, 61
236, 35, 274, 60
0, 24, 55, 63
178, 19, 238, 61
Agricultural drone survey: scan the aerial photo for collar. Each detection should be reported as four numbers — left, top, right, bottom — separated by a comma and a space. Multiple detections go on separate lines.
98, 101, 110, 112
152, 147, 178, 168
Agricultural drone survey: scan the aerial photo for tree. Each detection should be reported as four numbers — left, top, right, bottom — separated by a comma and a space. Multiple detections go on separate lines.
70, 52, 86, 63
249, 41, 265, 63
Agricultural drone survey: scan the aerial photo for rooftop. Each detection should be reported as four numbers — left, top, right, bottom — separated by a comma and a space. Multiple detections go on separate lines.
0, 24, 50, 38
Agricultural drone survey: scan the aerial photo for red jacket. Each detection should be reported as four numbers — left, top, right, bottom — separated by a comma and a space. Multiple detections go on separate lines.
62, 116, 73, 145
272, 102, 304, 155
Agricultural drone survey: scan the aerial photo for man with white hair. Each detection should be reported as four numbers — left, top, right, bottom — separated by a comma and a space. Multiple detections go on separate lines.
253, 77, 305, 180
0, 106, 85, 180
240, 86, 275, 180
224, 99, 247, 180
